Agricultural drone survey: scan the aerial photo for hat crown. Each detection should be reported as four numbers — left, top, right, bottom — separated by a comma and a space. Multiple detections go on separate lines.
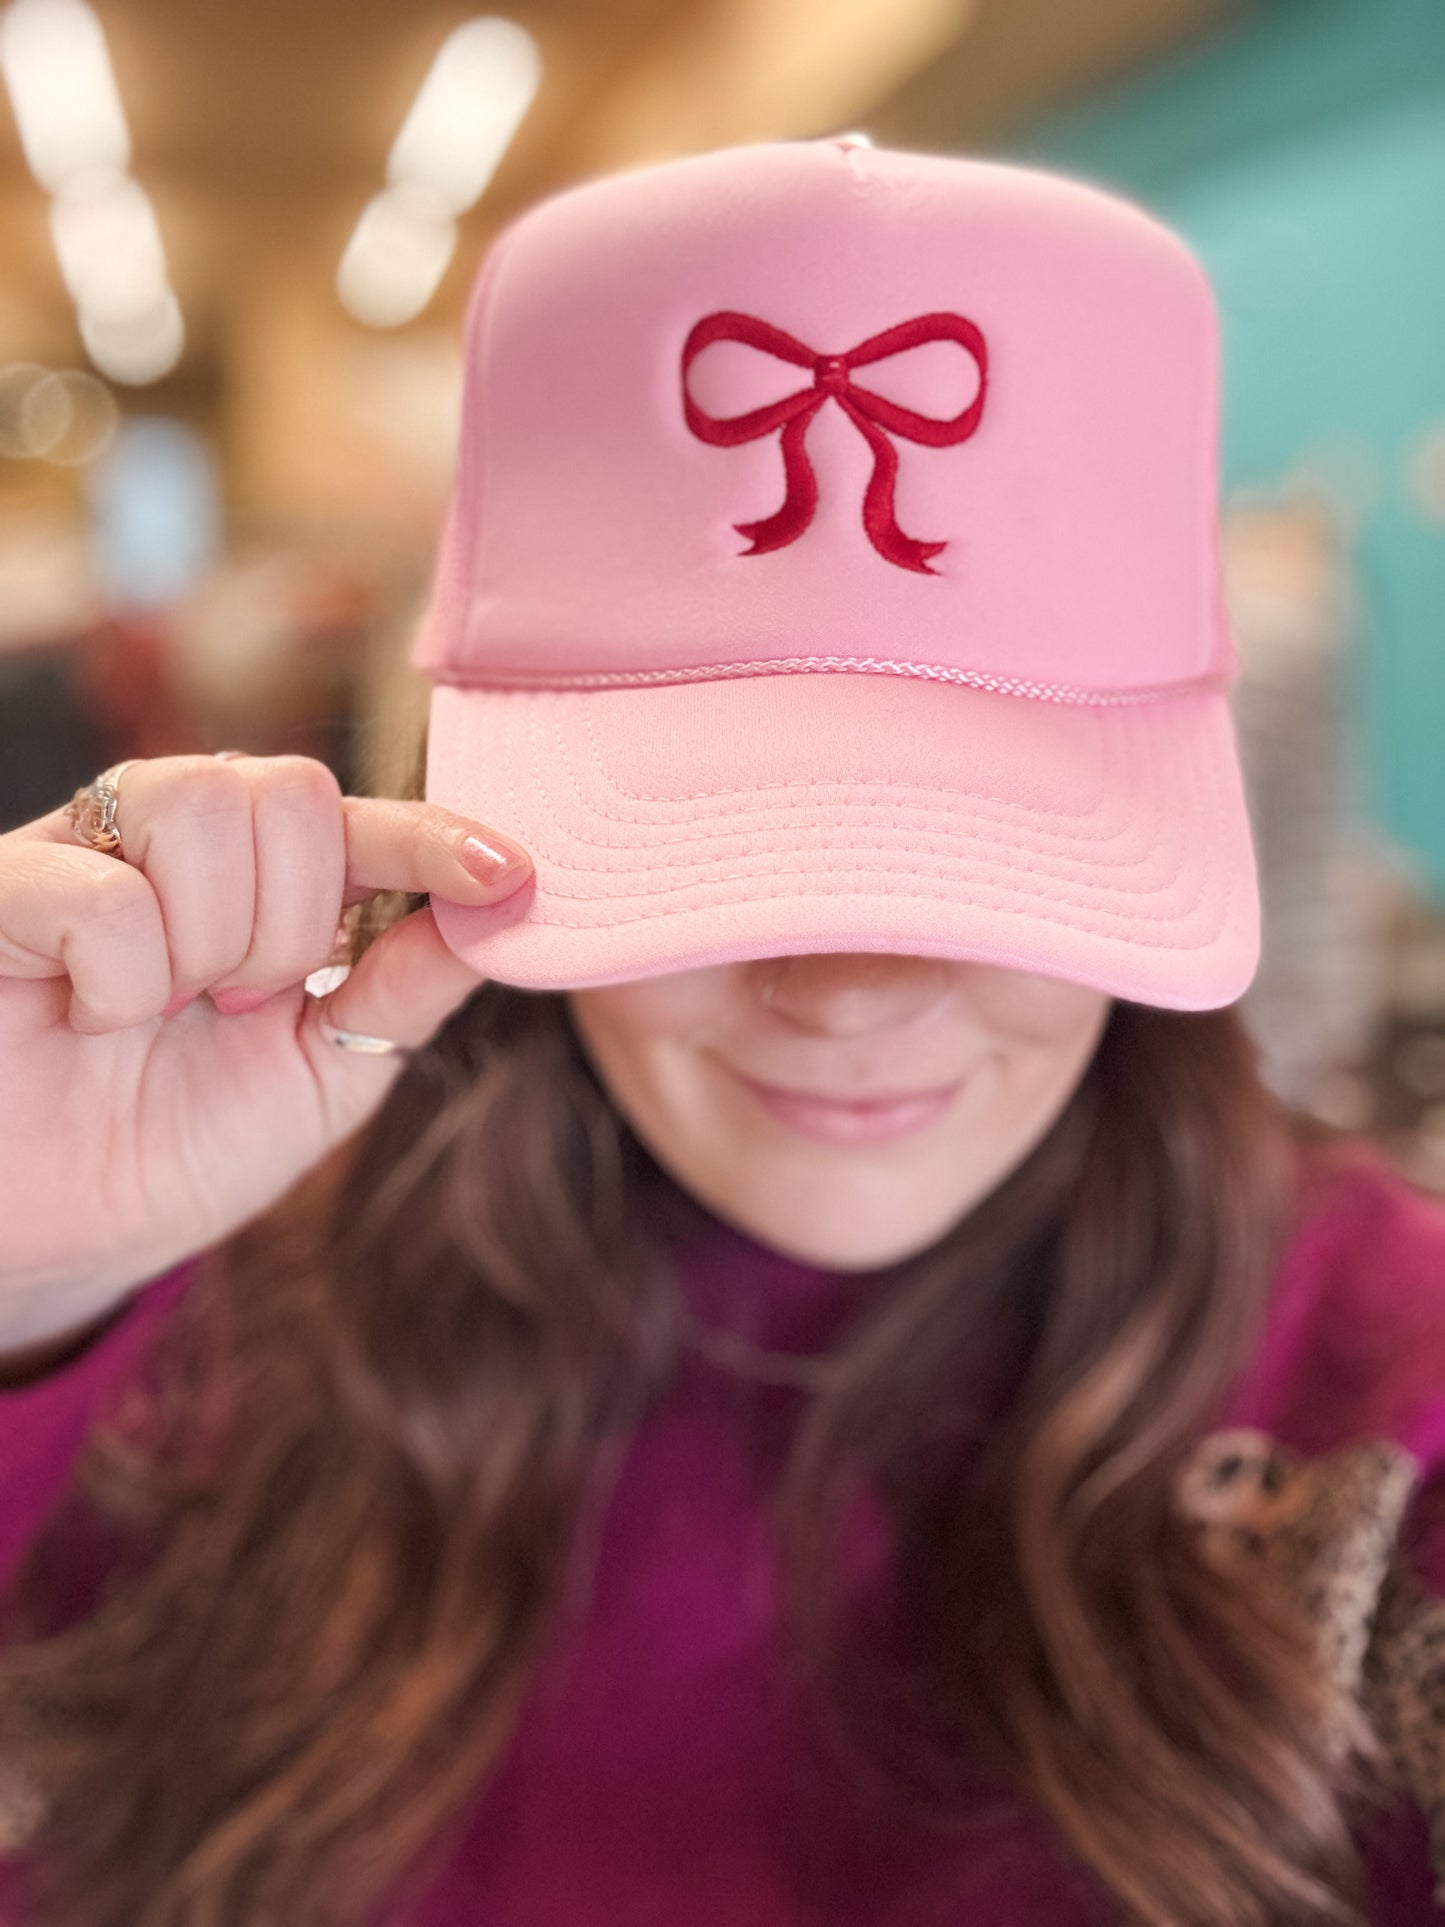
414, 138, 1233, 705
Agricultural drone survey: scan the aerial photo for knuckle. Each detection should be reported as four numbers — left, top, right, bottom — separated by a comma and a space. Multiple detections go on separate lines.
170, 751, 239, 779
105, 757, 248, 847
166, 758, 251, 820
253, 755, 343, 809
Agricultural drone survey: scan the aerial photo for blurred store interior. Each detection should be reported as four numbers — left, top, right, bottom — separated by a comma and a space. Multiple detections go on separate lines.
1, 0, 1443, 1184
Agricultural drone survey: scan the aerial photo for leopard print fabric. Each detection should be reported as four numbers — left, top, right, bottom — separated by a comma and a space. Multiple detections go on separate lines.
1, 1428, 1441, 1890
1172, 1426, 1445, 1905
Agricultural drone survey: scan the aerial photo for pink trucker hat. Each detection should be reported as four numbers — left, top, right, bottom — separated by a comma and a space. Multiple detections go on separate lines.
411, 134, 1260, 1011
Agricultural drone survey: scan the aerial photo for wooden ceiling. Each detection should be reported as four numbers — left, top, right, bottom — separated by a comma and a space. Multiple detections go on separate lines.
0, 0, 1239, 374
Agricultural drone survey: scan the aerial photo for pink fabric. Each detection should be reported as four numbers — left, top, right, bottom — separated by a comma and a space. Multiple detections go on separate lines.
411, 140, 1230, 692
423, 667, 1258, 1008
1, 1143, 1442, 1922
409, 137, 1259, 1008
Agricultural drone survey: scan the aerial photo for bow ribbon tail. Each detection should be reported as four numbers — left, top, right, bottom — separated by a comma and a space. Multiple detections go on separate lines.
734, 398, 824, 555
842, 400, 948, 575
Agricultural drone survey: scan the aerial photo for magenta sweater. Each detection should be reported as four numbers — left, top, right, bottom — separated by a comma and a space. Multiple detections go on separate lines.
2, 1139, 1444, 1923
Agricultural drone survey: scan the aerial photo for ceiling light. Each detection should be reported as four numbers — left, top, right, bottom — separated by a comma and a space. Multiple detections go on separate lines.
337, 181, 458, 328
49, 167, 167, 318
0, 0, 129, 190
78, 285, 184, 385
387, 15, 540, 215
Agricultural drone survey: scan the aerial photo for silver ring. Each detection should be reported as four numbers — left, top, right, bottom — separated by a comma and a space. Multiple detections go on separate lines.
316, 1005, 414, 1057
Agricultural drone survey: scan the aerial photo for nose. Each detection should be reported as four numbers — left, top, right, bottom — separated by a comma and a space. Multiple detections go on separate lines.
753, 953, 955, 1036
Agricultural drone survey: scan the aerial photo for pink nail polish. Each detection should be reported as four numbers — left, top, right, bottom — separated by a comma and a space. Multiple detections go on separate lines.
210, 986, 276, 1015
461, 836, 532, 886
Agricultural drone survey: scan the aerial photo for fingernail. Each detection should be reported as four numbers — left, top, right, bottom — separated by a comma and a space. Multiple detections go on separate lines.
211, 986, 276, 1015
460, 835, 532, 887
162, 991, 198, 1018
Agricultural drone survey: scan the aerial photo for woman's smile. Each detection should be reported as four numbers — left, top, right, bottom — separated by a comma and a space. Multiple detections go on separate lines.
565, 954, 1114, 1269
720, 1063, 971, 1145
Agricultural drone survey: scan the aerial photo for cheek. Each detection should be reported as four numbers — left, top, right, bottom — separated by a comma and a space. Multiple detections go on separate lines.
570, 967, 735, 1039
565, 975, 733, 1123
969, 966, 1111, 1045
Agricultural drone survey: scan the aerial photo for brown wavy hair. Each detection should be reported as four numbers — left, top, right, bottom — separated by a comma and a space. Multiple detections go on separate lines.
0, 716, 1405, 1927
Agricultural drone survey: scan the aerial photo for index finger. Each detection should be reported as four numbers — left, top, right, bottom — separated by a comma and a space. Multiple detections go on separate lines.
4, 775, 533, 908
337, 795, 534, 909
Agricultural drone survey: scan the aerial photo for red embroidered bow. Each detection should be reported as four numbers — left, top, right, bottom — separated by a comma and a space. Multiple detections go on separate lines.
680, 309, 988, 575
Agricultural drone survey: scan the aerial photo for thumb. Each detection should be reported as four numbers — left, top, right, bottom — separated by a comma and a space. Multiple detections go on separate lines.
300, 900, 491, 1073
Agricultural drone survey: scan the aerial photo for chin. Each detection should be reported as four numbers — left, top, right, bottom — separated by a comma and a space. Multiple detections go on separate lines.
717, 1181, 964, 1273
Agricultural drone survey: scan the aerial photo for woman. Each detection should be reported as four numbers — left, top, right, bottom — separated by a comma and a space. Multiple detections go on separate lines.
0, 137, 1442, 1927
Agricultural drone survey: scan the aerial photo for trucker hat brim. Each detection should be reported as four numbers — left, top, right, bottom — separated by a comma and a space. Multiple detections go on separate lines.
421, 669, 1259, 1012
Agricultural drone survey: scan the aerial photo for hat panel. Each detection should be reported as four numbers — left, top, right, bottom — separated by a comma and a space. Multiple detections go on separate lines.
426, 141, 1226, 695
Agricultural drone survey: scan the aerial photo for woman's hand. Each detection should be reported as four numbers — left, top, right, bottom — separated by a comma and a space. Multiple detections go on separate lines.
0, 752, 532, 1360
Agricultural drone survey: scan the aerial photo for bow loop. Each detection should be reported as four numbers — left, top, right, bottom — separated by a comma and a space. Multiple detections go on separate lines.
680, 308, 988, 574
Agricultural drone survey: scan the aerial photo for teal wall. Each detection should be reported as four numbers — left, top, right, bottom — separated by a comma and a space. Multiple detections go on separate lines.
1001, 0, 1445, 895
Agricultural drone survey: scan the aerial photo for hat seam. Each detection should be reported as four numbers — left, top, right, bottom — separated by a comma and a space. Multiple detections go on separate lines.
431, 657, 1231, 707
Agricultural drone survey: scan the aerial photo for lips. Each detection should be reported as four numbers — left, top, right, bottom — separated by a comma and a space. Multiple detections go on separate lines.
740, 1075, 959, 1108
725, 1066, 969, 1146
